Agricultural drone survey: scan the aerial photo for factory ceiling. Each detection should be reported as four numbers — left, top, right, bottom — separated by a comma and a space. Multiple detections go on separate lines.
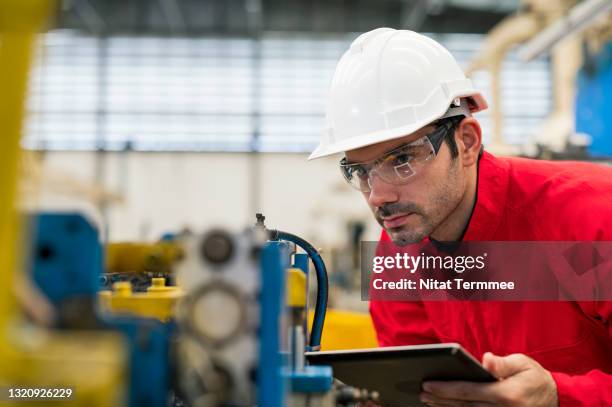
55, 0, 519, 36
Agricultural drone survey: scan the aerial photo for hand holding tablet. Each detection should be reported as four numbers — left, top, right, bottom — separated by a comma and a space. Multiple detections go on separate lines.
306, 343, 496, 407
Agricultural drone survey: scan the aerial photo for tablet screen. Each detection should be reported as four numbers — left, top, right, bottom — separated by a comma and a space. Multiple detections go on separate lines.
306, 343, 496, 407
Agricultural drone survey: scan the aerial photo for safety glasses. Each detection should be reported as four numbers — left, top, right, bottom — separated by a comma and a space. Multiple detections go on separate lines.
339, 119, 458, 192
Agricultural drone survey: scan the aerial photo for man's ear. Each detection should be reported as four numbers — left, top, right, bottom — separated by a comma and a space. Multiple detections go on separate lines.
456, 117, 482, 167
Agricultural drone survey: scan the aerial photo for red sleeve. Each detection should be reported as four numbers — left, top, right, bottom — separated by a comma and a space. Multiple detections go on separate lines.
369, 299, 440, 347
369, 229, 439, 347
533, 186, 612, 405
552, 370, 612, 407
551, 301, 612, 406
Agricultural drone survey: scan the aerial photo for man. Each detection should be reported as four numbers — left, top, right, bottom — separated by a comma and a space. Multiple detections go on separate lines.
309, 28, 612, 406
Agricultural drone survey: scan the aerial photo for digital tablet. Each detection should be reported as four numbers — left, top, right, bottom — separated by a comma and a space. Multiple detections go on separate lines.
305, 343, 496, 407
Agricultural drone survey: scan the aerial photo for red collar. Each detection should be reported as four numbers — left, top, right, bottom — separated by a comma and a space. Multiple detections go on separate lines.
462, 151, 510, 241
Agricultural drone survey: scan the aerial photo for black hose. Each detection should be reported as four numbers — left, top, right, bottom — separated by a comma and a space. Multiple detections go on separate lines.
269, 229, 328, 350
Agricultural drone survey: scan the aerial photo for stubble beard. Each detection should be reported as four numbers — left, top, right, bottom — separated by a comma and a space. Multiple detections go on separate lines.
388, 213, 435, 246
375, 202, 434, 246
376, 160, 462, 246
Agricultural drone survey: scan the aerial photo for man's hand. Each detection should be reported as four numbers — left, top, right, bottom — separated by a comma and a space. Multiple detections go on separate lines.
420, 352, 558, 406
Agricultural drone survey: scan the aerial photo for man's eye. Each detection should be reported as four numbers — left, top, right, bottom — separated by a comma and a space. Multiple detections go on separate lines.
392, 153, 414, 166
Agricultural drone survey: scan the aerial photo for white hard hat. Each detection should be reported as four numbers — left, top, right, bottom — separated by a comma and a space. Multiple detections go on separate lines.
309, 28, 488, 160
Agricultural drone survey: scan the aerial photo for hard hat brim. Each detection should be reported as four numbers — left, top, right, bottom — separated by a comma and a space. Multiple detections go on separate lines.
308, 93, 487, 160
308, 118, 434, 160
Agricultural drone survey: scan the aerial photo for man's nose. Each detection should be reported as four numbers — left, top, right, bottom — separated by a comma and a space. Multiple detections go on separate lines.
366, 172, 399, 208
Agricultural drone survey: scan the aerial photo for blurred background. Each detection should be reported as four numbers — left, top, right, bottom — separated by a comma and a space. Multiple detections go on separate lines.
24, 0, 554, 244
2, 0, 611, 405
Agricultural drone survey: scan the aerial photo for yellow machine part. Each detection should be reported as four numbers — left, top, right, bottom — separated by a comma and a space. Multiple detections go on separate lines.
286, 268, 307, 308
99, 279, 184, 322
1, 2, 128, 405
309, 309, 379, 351
0, 0, 54, 348
106, 242, 184, 274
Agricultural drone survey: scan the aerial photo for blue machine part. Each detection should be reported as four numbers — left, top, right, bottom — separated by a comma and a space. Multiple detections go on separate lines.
288, 256, 333, 396
30, 212, 102, 304
159, 232, 177, 242
576, 41, 612, 157
29, 212, 172, 407
286, 365, 333, 393
258, 241, 291, 407
105, 317, 173, 407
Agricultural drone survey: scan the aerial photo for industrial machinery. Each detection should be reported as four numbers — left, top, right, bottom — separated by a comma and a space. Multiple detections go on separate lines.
174, 224, 280, 406
17, 210, 380, 406
102, 241, 184, 291
27, 212, 175, 407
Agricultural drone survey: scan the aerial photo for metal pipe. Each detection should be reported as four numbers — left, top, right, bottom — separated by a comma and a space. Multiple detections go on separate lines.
519, 0, 612, 61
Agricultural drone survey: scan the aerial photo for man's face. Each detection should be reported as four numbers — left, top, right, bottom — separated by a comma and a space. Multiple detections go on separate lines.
345, 125, 465, 245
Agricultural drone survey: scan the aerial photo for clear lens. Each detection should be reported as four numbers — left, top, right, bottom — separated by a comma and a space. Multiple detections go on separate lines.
340, 162, 370, 191
339, 135, 436, 192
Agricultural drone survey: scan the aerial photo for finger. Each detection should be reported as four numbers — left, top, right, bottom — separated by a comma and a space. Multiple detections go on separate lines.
420, 392, 492, 407
420, 391, 456, 406
422, 381, 498, 402
482, 352, 532, 379
419, 392, 458, 407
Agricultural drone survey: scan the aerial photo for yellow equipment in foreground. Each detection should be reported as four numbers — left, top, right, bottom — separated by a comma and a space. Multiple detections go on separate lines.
0, 2, 127, 405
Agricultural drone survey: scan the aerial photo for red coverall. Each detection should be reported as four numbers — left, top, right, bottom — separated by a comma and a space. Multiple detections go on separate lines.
370, 151, 612, 406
